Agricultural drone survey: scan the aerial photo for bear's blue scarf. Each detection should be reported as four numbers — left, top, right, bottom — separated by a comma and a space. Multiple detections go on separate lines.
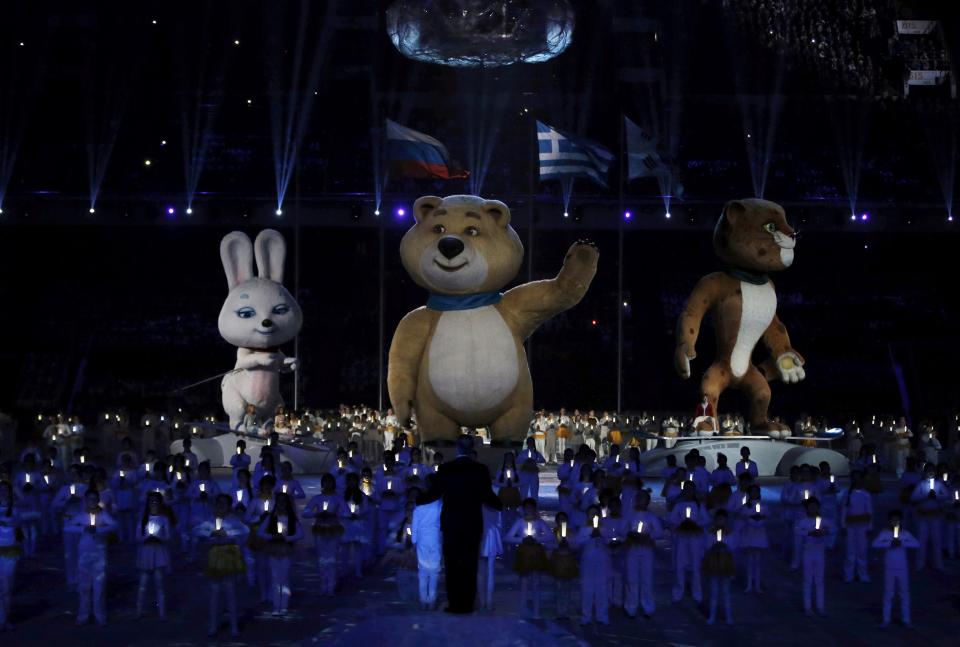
724, 267, 769, 285
426, 291, 503, 312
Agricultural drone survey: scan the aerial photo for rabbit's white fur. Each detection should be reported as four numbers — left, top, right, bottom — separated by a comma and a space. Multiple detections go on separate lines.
218, 229, 302, 430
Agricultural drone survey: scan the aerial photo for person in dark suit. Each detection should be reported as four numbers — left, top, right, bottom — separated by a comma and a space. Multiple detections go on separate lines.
420, 435, 503, 613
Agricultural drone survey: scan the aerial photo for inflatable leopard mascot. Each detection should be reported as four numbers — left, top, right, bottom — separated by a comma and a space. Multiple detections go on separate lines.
674, 198, 805, 439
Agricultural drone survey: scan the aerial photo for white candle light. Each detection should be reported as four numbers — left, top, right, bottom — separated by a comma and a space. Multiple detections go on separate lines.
815, 516, 822, 530
803, 489, 810, 500
200, 483, 206, 492
561, 521, 568, 538
755, 502, 761, 514
264, 500, 270, 512
25, 474, 30, 484
148, 521, 158, 535
506, 469, 512, 480
215, 518, 223, 531
176, 472, 182, 481
282, 484, 288, 494
80, 456, 85, 464
742, 494, 748, 506
236, 490, 243, 502
434, 465, 439, 472
89, 513, 96, 527
349, 502, 357, 514
387, 480, 393, 491
526, 521, 534, 537
406, 526, 412, 536
944, 473, 949, 482
637, 521, 644, 533
237, 446, 242, 455
929, 478, 936, 491
830, 475, 835, 484
685, 506, 692, 519
716, 529, 723, 542
592, 516, 599, 529
322, 501, 329, 511
601, 508, 608, 518
412, 467, 418, 476
893, 525, 899, 539
70, 484, 76, 496
185, 459, 191, 467
277, 521, 285, 535
44, 475, 50, 485
872, 455, 876, 464
338, 459, 344, 469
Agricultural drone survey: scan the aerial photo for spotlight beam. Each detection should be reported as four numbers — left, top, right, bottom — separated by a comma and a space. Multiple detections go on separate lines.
266, 0, 337, 213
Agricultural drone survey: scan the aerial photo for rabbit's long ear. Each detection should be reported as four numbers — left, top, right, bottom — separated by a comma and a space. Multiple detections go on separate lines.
220, 231, 254, 290
254, 229, 286, 283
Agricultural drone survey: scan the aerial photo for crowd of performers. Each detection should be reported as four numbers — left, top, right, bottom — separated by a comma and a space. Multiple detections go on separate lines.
1, 427, 960, 635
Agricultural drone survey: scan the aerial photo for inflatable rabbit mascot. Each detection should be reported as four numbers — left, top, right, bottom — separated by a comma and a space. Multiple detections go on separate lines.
218, 229, 302, 431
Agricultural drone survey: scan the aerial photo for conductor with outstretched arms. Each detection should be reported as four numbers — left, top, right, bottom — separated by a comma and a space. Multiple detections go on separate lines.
420, 434, 503, 613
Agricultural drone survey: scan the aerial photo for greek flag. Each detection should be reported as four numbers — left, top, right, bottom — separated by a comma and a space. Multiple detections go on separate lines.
537, 121, 613, 187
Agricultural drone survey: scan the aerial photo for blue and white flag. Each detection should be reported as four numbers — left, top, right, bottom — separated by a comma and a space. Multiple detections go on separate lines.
537, 121, 613, 187
625, 116, 669, 180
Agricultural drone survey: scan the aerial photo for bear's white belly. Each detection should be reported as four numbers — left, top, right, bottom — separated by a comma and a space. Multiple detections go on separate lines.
428, 306, 519, 413
730, 281, 777, 378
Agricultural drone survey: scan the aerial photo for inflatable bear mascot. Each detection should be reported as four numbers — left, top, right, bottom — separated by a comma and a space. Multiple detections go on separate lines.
218, 229, 302, 431
388, 194, 599, 444
674, 198, 805, 439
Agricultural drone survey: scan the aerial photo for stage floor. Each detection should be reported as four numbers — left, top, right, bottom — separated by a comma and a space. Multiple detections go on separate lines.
3, 468, 956, 646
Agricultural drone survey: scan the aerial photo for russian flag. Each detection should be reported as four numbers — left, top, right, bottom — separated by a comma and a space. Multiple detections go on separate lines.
385, 119, 469, 180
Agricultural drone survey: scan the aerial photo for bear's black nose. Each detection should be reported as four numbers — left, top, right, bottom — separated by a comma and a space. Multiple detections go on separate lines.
437, 236, 464, 260
261, 319, 273, 328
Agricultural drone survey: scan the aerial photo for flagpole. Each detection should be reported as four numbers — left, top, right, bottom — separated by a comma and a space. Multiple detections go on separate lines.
293, 160, 301, 412
526, 116, 535, 373
617, 115, 625, 415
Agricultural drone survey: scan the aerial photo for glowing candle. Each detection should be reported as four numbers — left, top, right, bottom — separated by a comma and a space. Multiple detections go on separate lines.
830, 475, 835, 484
742, 495, 748, 506
236, 490, 243, 502
569, 460, 574, 468
434, 465, 439, 472
526, 521, 534, 537
89, 513, 96, 527
215, 518, 223, 531
349, 450, 354, 458
44, 475, 50, 485
406, 526, 412, 537
688, 474, 693, 482
412, 467, 418, 476
561, 521, 568, 538
176, 472, 182, 481
387, 481, 393, 491
148, 521, 158, 535
872, 455, 876, 464
685, 506, 692, 519
625, 463, 631, 472
338, 459, 344, 469
120, 470, 126, 479
185, 459, 191, 467
893, 525, 899, 539
237, 447, 242, 455
25, 474, 30, 484
929, 478, 936, 491
322, 501, 329, 511
382, 464, 388, 472
615, 455, 620, 463
282, 484, 288, 494
592, 516, 599, 529
637, 521, 644, 534
70, 484, 76, 496
815, 516, 822, 530
755, 502, 761, 514
349, 502, 357, 514
944, 474, 949, 482
80, 455, 85, 464
803, 489, 810, 500
200, 483, 206, 493
716, 529, 723, 542
277, 521, 285, 535
955, 491, 959, 501
168, 465, 173, 474
264, 500, 270, 512
506, 469, 512, 480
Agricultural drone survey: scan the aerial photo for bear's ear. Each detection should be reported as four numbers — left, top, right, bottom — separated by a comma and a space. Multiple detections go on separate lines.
482, 200, 511, 228
722, 200, 747, 227
413, 196, 442, 223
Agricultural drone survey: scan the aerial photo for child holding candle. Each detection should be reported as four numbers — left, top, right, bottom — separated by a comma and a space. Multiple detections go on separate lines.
496, 452, 522, 509
404, 448, 428, 490
64, 488, 118, 626
411, 474, 443, 610
340, 473, 370, 579
517, 437, 547, 501
52, 466, 87, 591
601, 498, 628, 609
253, 452, 276, 491
624, 489, 661, 619
549, 511, 577, 619
37, 462, 58, 538
910, 465, 950, 571
233, 468, 254, 514
180, 438, 198, 478
702, 509, 737, 625
840, 471, 873, 583
815, 462, 840, 526
257, 492, 303, 616
383, 501, 418, 602
0, 482, 22, 630
135, 492, 170, 618
781, 466, 804, 570
244, 474, 277, 603
302, 474, 344, 595
795, 497, 836, 616
195, 494, 249, 638
669, 483, 708, 603
506, 498, 552, 619
374, 454, 406, 556
576, 505, 612, 626
710, 453, 738, 489
111, 455, 139, 544
12, 456, 41, 557
478, 502, 504, 612
661, 468, 686, 511
556, 449, 577, 518
871, 510, 919, 627
738, 484, 769, 593
275, 461, 306, 501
